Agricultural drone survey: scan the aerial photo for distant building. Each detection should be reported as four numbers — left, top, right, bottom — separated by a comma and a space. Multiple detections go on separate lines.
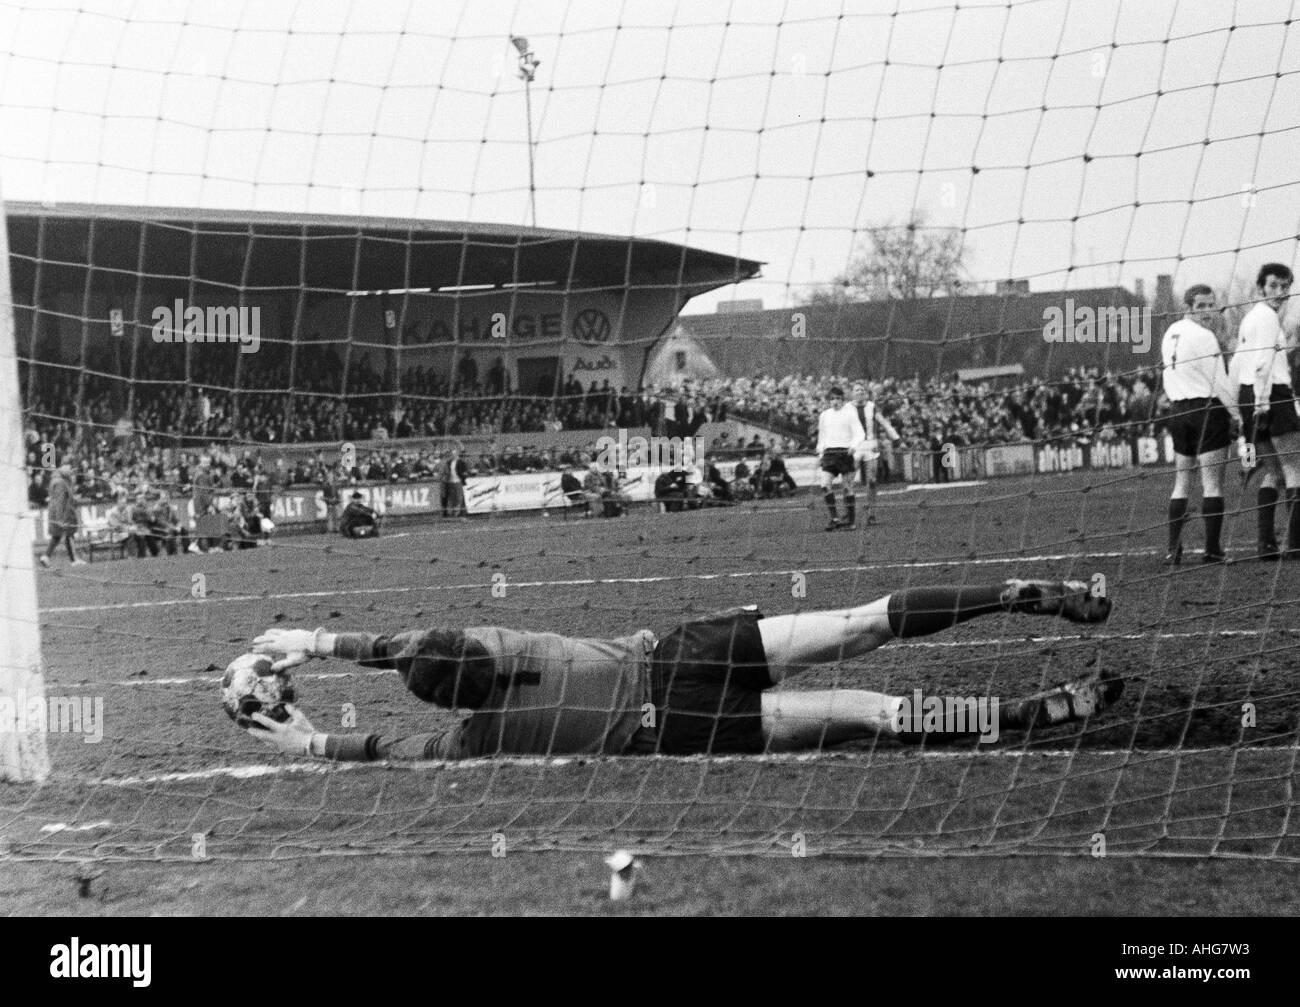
676, 284, 1155, 381
716, 299, 764, 313
1154, 274, 1176, 319
956, 363, 1025, 384
642, 325, 721, 386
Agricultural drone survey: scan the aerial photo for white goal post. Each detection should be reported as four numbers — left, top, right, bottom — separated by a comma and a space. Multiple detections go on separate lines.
0, 178, 49, 783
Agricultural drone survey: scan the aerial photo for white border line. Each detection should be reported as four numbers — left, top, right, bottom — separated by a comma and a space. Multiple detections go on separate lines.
84, 669, 388, 688
79, 745, 1300, 787
39, 820, 114, 834
886, 481, 987, 493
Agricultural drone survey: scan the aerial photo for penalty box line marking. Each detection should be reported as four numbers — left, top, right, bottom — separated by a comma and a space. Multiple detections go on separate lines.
41, 547, 1197, 615
78, 746, 1300, 787
56, 626, 1300, 690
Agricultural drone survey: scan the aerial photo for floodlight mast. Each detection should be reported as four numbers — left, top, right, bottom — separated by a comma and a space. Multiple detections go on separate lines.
510, 36, 540, 228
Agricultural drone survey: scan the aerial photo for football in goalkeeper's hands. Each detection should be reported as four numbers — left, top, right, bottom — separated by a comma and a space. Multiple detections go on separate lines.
221, 653, 296, 728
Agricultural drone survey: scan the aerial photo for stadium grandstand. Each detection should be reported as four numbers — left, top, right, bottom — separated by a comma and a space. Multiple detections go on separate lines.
15, 203, 769, 501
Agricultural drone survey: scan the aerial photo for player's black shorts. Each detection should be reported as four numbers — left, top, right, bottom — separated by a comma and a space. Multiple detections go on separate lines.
650, 607, 772, 754
1167, 398, 1232, 456
820, 447, 856, 476
1239, 384, 1300, 443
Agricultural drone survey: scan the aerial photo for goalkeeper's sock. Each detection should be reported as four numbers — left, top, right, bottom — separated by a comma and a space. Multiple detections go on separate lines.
823, 491, 837, 519
844, 493, 856, 526
1258, 486, 1279, 546
891, 693, 1002, 745
901, 673, 1116, 743
1167, 496, 1190, 551
1202, 496, 1225, 556
886, 586, 1007, 638
1286, 487, 1300, 552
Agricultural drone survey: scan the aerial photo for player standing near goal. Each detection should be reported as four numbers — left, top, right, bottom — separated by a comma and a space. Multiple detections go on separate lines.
240, 579, 1121, 760
1160, 284, 1238, 565
817, 385, 866, 530
38, 463, 84, 567
1234, 262, 1299, 559
851, 382, 900, 526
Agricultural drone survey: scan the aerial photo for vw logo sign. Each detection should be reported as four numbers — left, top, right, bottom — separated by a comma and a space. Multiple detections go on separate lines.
572, 308, 612, 343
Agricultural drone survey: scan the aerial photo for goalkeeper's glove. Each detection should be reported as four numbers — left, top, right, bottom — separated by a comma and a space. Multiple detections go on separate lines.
247, 705, 320, 758
252, 627, 334, 669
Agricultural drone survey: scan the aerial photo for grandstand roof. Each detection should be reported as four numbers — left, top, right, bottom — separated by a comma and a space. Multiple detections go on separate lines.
4, 202, 763, 297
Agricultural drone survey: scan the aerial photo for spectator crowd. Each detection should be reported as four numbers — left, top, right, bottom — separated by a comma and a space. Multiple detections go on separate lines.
696, 366, 1164, 454
22, 334, 1175, 543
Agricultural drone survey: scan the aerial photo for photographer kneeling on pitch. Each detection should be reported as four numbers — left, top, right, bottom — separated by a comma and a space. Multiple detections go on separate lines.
339, 491, 381, 538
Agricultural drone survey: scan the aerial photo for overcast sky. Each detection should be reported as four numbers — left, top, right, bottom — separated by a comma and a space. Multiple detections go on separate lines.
1, 0, 1297, 312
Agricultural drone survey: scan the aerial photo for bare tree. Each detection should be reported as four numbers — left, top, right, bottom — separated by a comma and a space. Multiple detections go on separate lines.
809, 209, 968, 304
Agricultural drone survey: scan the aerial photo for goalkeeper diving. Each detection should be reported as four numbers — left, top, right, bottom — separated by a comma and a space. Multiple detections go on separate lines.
238, 579, 1124, 759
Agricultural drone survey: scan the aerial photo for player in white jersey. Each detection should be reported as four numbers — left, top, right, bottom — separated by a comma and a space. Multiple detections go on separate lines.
1160, 284, 1238, 565
1233, 263, 1299, 559
851, 382, 900, 525
816, 385, 866, 530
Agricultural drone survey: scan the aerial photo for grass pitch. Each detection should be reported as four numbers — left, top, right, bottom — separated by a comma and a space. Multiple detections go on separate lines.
4, 465, 1300, 914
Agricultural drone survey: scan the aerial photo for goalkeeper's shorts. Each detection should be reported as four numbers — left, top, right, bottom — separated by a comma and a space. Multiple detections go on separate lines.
650, 607, 771, 754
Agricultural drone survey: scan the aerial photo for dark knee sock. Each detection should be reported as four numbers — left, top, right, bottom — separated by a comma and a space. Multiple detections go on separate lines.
1202, 496, 1224, 555
823, 491, 837, 518
45, 536, 58, 559
844, 493, 856, 524
1167, 497, 1190, 551
64, 536, 76, 560
1258, 487, 1279, 545
1287, 488, 1300, 550
886, 586, 1008, 639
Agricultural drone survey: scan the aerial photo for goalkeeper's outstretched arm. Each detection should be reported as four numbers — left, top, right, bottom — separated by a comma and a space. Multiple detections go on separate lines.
244, 626, 497, 760
254, 626, 497, 707
247, 707, 458, 762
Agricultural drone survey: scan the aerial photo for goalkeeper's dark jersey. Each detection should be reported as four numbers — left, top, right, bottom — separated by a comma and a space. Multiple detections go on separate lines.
323, 626, 657, 760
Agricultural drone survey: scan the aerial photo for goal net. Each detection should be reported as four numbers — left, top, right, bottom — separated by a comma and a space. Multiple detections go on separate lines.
2, 0, 1298, 863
